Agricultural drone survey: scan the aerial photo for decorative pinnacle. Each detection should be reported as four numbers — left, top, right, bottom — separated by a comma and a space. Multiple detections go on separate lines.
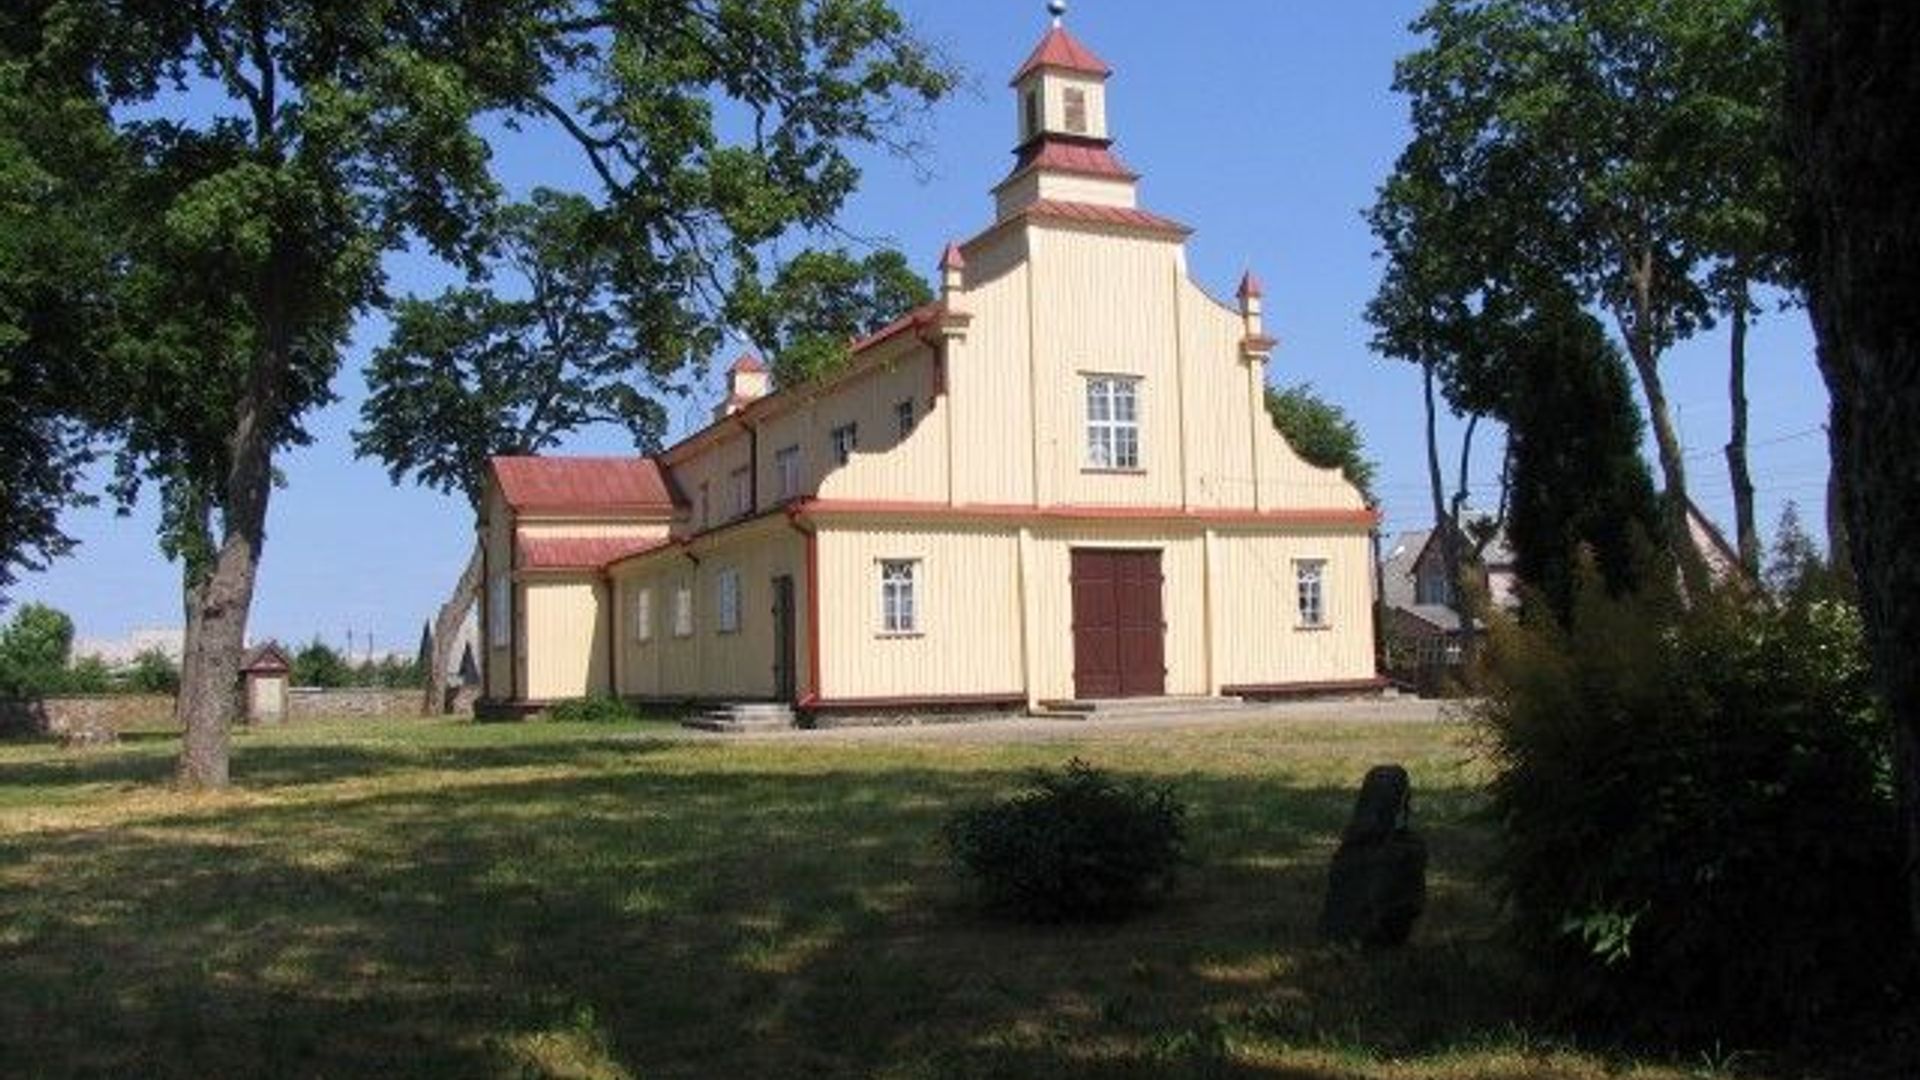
1048, 0, 1067, 27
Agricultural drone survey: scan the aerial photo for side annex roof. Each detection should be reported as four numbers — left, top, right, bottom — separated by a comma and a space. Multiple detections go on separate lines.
489, 456, 681, 515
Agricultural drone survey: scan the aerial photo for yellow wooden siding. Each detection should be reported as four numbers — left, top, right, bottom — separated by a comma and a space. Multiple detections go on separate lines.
813, 348, 950, 503
610, 522, 807, 700
520, 577, 608, 700
1210, 529, 1375, 685
515, 520, 672, 540
948, 251, 1035, 505
816, 523, 1023, 700
1177, 283, 1261, 510
668, 429, 753, 529
1029, 227, 1186, 508
1032, 172, 1136, 207
754, 404, 817, 507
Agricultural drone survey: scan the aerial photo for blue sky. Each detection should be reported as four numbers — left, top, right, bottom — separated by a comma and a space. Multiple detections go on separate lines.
16, 0, 1831, 654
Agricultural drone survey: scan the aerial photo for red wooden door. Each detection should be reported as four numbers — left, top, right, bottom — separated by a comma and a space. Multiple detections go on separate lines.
1072, 549, 1166, 699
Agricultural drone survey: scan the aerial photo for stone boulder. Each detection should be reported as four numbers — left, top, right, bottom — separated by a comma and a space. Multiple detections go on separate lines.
1318, 764, 1427, 946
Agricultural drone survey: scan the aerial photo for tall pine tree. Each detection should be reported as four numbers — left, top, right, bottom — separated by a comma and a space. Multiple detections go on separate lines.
1506, 302, 1664, 625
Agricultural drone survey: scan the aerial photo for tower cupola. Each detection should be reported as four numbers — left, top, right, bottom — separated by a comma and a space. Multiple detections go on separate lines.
995, 2, 1140, 220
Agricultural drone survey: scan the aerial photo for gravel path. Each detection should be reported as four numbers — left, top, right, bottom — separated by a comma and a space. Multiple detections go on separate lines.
690, 694, 1460, 745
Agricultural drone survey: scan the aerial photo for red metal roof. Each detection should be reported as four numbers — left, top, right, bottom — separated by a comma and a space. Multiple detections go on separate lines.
516, 535, 671, 571
491, 456, 679, 513
1012, 26, 1111, 83
1237, 270, 1264, 300
1006, 136, 1137, 182
729, 353, 766, 373
1021, 199, 1191, 238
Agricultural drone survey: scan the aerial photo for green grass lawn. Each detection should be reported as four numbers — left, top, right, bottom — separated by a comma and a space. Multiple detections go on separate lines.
0, 714, 1849, 1078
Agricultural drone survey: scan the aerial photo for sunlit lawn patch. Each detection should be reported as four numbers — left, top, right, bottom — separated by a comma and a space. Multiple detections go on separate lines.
0, 713, 1872, 1078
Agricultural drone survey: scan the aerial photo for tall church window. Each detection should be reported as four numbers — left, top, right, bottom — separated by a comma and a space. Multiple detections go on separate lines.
1085, 375, 1141, 470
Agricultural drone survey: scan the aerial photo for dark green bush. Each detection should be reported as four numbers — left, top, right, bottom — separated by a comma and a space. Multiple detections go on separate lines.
1479, 576, 1905, 1040
943, 758, 1187, 922
124, 647, 180, 694
544, 695, 640, 723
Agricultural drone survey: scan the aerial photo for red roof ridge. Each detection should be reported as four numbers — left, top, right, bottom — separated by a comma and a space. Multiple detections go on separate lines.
659, 300, 948, 464
490, 456, 680, 513
1012, 25, 1111, 84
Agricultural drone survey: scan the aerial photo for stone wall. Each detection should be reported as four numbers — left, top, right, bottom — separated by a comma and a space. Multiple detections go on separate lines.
0, 686, 476, 737
0, 695, 174, 737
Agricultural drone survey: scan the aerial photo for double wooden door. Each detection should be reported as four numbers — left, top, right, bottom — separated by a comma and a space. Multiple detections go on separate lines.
1070, 549, 1166, 699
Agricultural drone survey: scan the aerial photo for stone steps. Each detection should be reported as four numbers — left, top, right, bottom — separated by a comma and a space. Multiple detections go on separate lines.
681, 701, 797, 734
1033, 695, 1252, 720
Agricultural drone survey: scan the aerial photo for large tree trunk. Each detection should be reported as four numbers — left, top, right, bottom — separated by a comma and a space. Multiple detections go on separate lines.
1724, 282, 1761, 576
1786, 0, 1920, 944
1422, 363, 1471, 660
423, 540, 483, 715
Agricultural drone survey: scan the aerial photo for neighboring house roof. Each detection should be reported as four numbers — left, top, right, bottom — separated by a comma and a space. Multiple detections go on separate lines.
241, 641, 292, 674
491, 456, 680, 515
1011, 25, 1111, 83
517, 536, 671, 571
1379, 529, 1428, 614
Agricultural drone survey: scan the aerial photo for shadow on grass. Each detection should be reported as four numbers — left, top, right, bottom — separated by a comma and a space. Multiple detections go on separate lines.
0, 729, 1786, 1079
0, 729, 683, 792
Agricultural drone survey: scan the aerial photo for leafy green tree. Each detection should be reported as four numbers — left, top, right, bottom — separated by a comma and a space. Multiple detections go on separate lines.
0, 601, 75, 695
291, 638, 350, 690
1504, 303, 1664, 624
727, 248, 933, 388
1784, 0, 1920, 942
125, 646, 181, 695
6, 0, 950, 787
357, 190, 672, 713
0, 55, 121, 596
1263, 383, 1377, 504
1377, 0, 1788, 594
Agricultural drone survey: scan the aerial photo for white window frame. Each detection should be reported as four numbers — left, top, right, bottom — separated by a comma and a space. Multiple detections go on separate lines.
879, 559, 919, 635
775, 445, 801, 501
634, 586, 652, 644
488, 570, 510, 646
1085, 375, 1141, 470
729, 466, 751, 519
830, 422, 858, 466
895, 398, 916, 440
716, 568, 741, 634
673, 585, 694, 638
1296, 558, 1328, 629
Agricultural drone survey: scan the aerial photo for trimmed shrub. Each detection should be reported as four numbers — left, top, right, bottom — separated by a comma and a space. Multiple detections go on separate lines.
943, 758, 1187, 922
544, 695, 640, 723
1478, 575, 1905, 1039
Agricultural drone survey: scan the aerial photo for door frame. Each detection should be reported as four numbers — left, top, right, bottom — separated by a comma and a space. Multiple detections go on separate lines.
1069, 546, 1167, 700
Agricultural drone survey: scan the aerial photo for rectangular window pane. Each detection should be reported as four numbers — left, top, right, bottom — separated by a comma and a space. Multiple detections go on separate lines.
1296, 560, 1327, 628
896, 398, 915, 439
1084, 374, 1141, 470
775, 446, 800, 501
880, 560, 917, 634
635, 588, 652, 643
674, 586, 693, 637
1064, 87, 1088, 134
